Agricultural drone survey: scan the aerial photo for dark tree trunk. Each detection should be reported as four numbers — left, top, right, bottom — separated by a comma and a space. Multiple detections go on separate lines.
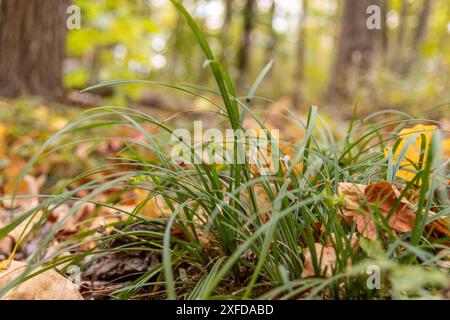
392, 0, 410, 71
381, 0, 389, 54
412, 0, 432, 51
327, 0, 382, 103
292, 0, 308, 108
170, 15, 184, 81
220, 0, 233, 63
397, 0, 409, 54
0, 0, 70, 101
237, 0, 255, 89
401, 0, 433, 75
264, 1, 276, 68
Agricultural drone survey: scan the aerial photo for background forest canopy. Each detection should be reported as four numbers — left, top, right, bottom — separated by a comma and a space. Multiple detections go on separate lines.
0, 0, 449, 117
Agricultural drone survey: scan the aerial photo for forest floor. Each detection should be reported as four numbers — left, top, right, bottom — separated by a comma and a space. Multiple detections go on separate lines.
0, 97, 449, 300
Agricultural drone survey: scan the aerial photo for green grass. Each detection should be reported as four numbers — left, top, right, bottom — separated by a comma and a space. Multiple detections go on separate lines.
0, 0, 449, 300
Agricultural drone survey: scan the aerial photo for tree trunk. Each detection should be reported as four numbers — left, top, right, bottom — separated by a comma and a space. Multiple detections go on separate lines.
326, 0, 382, 103
292, 0, 308, 108
392, 0, 409, 71
397, 0, 409, 54
0, 0, 70, 101
401, 0, 433, 75
264, 1, 277, 68
237, 0, 255, 90
381, 0, 389, 54
412, 0, 432, 51
220, 0, 233, 63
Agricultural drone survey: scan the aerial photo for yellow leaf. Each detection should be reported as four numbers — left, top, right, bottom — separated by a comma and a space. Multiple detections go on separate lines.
0, 256, 12, 272
387, 124, 448, 184
443, 138, 450, 158
134, 189, 172, 218
0, 124, 6, 158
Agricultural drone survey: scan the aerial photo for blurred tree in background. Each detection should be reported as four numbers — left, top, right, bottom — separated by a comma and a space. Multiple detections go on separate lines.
0, 0, 70, 100
0, 0, 449, 116
327, 0, 383, 103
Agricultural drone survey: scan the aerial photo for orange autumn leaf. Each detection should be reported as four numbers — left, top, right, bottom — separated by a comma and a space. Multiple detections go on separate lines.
0, 124, 6, 158
338, 181, 416, 240
364, 182, 415, 233
428, 213, 450, 238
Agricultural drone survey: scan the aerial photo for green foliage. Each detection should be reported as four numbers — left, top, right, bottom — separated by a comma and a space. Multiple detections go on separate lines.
64, 0, 450, 112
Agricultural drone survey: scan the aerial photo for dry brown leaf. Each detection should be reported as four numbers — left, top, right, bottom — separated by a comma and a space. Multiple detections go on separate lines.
0, 236, 14, 260
436, 249, 450, 269
50, 202, 97, 236
302, 234, 357, 278
428, 214, 450, 237
251, 184, 273, 223
0, 260, 83, 300
337, 183, 365, 215
338, 181, 416, 240
324, 232, 359, 249
0, 175, 46, 245
302, 243, 337, 278
301, 243, 354, 278
365, 182, 415, 233
1, 174, 45, 210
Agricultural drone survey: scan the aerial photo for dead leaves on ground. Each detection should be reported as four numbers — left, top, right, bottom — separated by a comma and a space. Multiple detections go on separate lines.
338, 181, 416, 240
302, 243, 339, 278
301, 234, 358, 278
0, 260, 83, 300
436, 249, 450, 269
338, 180, 450, 241
133, 189, 172, 218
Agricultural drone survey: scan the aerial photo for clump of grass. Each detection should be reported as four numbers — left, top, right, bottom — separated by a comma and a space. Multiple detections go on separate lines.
0, 0, 448, 300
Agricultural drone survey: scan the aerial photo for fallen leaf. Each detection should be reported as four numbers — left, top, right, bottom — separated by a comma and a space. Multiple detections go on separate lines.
0, 236, 14, 260
0, 260, 83, 300
443, 138, 450, 159
427, 212, 450, 238
0, 124, 6, 158
436, 249, 450, 269
386, 124, 449, 184
338, 181, 416, 240
249, 184, 273, 223
1, 173, 44, 211
134, 189, 172, 218
302, 234, 357, 278
1, 174, 46, 245
302, 243, 337, 278
365, 182, 415, 233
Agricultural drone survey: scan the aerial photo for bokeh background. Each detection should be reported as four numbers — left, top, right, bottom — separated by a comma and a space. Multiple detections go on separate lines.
0, 0, 449, 117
